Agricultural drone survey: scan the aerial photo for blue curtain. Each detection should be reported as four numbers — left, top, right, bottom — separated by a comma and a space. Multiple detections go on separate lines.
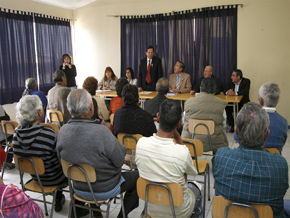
0, 10, 36, 105
120, 6, 237, 89
35, 15, 72, 94
121, 15, 157, 78
194, 6, 237, 89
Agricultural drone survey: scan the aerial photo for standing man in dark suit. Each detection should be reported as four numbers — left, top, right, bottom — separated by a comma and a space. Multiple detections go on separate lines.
225, 69, 251, 132
138, 45, 163, 91
190, 65, 222, 95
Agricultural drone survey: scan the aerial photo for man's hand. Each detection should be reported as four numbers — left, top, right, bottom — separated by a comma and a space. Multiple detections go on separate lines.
102, 87, 109, 90
190, 90, 195, 95
227, 89, 235, 96
138, 87, 143, 92
170, 89, 180, 93
172, 129, 183, 145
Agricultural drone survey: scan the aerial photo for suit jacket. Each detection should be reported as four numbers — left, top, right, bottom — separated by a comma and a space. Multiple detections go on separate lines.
138, 56, 163, 91
193, 75, 222, 95
144, 93, 168, 117
181, 92, 228, 152
224, 78, 251, 106
46, 84, 71, 124
169, 73, 192, 93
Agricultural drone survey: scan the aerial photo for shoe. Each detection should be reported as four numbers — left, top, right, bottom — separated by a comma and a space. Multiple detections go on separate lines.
70, 207, 90, 217
229, 126, 234, 133
4, 162, 15, 169
91, 204, 103, 218
55, 194, 65, 212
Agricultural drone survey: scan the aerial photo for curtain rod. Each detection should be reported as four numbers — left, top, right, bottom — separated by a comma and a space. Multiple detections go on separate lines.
107, 4, 243, 17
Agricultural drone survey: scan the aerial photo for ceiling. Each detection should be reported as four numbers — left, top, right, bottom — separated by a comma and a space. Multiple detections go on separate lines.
30, 0, 96, 10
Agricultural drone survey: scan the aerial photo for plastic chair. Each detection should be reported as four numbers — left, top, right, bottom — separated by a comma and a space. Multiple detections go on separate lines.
137, 177, 184, 218
14, 154, 66, 218
47, 110, 64, 127
183, 139, 209, 218
1, 120, 18, 178
61, 159, 126, 218
212, 196, 273, 218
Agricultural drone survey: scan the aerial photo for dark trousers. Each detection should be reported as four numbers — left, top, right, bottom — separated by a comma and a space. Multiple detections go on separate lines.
118, 170, 139, 218
225, 103, 243, 127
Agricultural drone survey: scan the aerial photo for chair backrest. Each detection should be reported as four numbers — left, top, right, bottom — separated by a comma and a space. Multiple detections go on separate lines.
47, 110, 63, 126
264, 148, 280, 155
110, 114, 115, 125
14, 154, 45, 175
117, 133, 143, 150
137, 177, 183, 207
42, 123, 60, 133
1, 120, 19, 135
61, 159, 96, 183
188, 119, 214, 135
182, 139, 204, 157
212, 196, 273, 218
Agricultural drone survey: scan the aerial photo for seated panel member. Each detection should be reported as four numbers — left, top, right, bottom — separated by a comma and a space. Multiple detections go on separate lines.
190, 65, 222, 95
144, 77, 169, 117
224, 69, 250, 132
234, 82, 287, 153
169, 61, 192, 93
136, 99, 203, 218
56, 89, 139, 218
214, 102, 288, 218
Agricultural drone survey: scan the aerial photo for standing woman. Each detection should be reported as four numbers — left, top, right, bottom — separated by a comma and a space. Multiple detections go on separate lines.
59, 54, 77, 90
126, 67, 138, 86
98, 67, 118, 90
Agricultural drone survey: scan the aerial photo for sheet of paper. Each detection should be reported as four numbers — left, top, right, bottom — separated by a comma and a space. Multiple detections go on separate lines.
139, 92, 152, 94
96, 90, 112, 93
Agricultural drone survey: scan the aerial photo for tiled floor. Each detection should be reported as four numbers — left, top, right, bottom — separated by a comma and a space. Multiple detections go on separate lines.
2, 130, 290, 218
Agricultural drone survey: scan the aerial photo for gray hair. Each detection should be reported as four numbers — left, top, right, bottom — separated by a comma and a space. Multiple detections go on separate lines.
201, 77, 216, 94
258, 82, 280, 107
67, 89, 92, 118
156, 77, 169, 94
16, 95, 43, 127
25, 78, 37, 89
236, 102, 269, 148
53, 70, 66, 83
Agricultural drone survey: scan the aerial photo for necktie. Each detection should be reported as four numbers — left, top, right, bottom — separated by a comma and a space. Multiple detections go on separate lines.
176, 75, 180, 90
146, 60, 151, 84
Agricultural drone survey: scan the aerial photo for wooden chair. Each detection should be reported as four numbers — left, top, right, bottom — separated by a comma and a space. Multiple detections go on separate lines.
47, 109, 64, 127
264, 147, 280, 155
117, 133, 143, 170
188, 119, 215, 157
137, 177, 184, 218
183, 138, 209, 218
1, 120, 18, 178
42, 123, 60, 133
14, 154, 66, 218
61, 159, 125, 218
212, 196, 273, 218
110, 114, 115, 125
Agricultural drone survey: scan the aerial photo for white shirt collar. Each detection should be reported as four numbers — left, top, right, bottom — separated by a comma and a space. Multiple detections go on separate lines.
262, 106, 276, 113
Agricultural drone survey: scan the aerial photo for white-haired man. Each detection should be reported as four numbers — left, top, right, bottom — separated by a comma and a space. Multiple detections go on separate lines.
57, 89, 139, 218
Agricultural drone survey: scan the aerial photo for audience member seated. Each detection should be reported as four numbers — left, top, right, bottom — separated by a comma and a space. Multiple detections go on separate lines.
0, 105, 13, 170
110, 78, 129, 131
56, 89, 139, 218
22, 78, 48, 122
234, 82, 287, 153
144, 77, 169, 117
169, 61, 192, 93
214, 102, 288, 218
224, 69, 250, 132
136, 99, 203, 218
181, 78, 228, 154
13, 95, 67, 212
83, 76, 110, 128
190, 65, 222, 95
126, 67, 137, 86
46, 70, 71, 125
113, 84, 156, 137
0, 176, 43, 217
98, 66, 118, 90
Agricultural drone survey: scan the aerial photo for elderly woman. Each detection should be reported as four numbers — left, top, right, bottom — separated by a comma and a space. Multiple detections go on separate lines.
22, 78, 47, 122
12, 95, 67, 212
98, 67, 118, 90
113, 84, 156, 137
83, 76, 110, 128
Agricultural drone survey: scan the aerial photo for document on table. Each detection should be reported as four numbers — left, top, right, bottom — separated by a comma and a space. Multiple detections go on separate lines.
139, 92, 152, 94
96, 90, 112, 93
167, 92, 178, 96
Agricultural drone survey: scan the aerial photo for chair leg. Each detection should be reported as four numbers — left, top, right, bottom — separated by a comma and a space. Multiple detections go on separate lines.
1, 145, 8, 178
203, 171, 206, 218
208, 165, 210, 201
49, 191, 57, 218
68, 200, 73, 218
120, 194, 126, 218
106, 202, 111, 218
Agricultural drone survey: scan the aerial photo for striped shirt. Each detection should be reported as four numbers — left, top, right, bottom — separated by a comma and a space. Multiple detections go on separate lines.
13, 124, 66, 186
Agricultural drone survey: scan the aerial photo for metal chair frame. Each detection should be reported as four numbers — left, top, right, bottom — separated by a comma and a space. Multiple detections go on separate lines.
47, 110, 63, 127
192, 122, 213, 154
224, 202, 259, 218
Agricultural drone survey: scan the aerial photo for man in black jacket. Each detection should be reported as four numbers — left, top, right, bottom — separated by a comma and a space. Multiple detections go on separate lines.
138, 45, 163, 91
225, 69, 251, 132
